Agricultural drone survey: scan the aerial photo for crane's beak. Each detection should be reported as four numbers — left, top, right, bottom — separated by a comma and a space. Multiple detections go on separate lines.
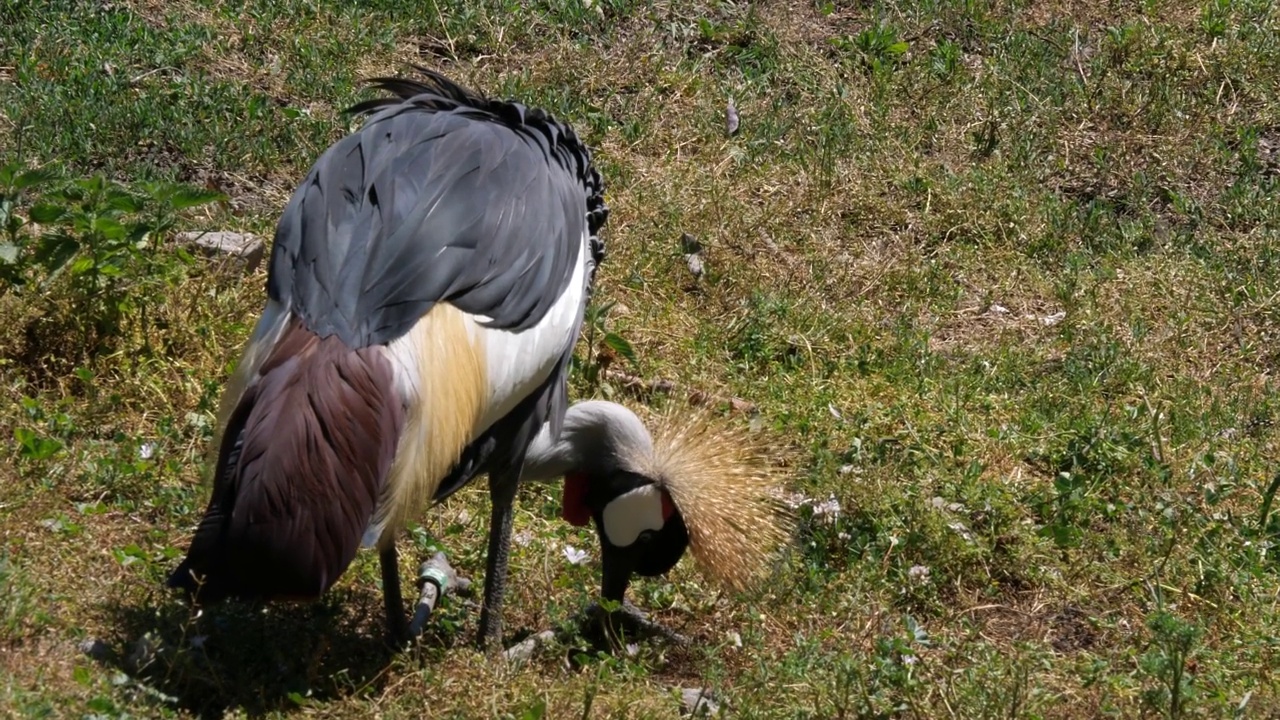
561, 470, 639, 599
599, 540, 637, 603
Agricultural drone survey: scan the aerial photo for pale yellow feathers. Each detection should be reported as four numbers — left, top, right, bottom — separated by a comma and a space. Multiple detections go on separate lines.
377, 303, 487, 547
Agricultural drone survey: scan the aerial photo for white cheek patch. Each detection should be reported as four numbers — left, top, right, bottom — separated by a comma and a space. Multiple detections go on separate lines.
601, 485, 666, 547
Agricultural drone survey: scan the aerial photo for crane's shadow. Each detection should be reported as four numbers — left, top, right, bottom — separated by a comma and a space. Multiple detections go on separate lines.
98, 586, 461, 719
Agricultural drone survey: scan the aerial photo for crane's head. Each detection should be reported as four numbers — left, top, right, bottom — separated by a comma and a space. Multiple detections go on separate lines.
525, 400, 793, 604
561, 454, 691, 602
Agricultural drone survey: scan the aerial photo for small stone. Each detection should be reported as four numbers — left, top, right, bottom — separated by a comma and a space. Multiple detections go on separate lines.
681, 233, 704, 281
503, 629, 555, 664
176, 231, 265, 272
79, 638, 110, 660
680, 687, 722, 717
948, 521, 974, 541
1039, 311, 1066, 327
680, 233, 703, 255
1026, 310, 1066, 327
725, 99, 740, 136
686, 253, 704, 279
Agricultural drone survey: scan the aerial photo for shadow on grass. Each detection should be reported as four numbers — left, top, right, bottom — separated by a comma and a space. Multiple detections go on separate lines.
92, 581, 704, 716
97, 588, 421, 719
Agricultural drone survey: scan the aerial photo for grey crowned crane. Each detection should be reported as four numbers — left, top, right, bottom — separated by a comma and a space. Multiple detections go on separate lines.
167, 68, 609, 650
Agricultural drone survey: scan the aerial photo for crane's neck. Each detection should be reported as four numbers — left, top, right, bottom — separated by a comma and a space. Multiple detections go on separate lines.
521, 400, 654, 482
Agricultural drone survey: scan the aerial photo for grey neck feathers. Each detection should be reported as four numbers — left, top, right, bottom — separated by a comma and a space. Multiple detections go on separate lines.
522, 400, 654, 482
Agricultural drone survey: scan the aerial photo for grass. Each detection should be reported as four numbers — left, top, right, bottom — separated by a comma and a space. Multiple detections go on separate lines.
2, 0, 1280, 716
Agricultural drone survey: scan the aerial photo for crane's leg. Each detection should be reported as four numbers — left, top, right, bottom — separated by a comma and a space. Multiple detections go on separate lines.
476, 465, 520, 651
380, 544, 409, 647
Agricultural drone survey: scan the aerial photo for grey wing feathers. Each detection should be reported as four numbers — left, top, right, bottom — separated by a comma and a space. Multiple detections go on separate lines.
347, 67, 609, 253
268, 67, 610, 348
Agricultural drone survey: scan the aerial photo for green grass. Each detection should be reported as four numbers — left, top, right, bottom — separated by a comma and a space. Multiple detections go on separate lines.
3, 0, 1280, 716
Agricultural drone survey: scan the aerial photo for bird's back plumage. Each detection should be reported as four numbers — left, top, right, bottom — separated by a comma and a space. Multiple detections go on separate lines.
270, 67, 608, 346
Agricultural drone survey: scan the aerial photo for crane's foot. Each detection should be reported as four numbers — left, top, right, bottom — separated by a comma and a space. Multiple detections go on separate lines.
500, 603, 686, 663
580, 600, 689, 649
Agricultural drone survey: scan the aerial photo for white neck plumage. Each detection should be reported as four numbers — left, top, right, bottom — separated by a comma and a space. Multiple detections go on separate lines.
521, 400, 655, 482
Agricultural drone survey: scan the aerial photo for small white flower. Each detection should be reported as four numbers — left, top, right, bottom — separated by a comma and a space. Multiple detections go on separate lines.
625, 643, 639, 657
138, 442, 155, 460
902, 654, 918, 665
811, 495, 842, 523
562, 545, 588, 565
513, 531, 532, 548
907, 565, 930, 583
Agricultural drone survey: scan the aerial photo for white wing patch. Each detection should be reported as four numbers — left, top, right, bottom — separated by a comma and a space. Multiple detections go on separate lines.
602, 484, 666, 547
468, 229, 591, 434
360, 230, 591, 548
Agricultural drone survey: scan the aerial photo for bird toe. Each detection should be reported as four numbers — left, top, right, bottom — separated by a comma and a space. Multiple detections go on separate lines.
581, 601, 688, 648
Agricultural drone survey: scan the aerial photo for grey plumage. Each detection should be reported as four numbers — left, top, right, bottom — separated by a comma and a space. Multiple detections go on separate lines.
268, 68, 608, 347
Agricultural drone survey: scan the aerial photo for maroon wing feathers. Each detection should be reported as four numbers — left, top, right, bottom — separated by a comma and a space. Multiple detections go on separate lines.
168, 318, 405, 602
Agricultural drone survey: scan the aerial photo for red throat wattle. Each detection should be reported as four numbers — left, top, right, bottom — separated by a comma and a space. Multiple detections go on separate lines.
660, 488, 676, 521
561, 472, 592, 526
